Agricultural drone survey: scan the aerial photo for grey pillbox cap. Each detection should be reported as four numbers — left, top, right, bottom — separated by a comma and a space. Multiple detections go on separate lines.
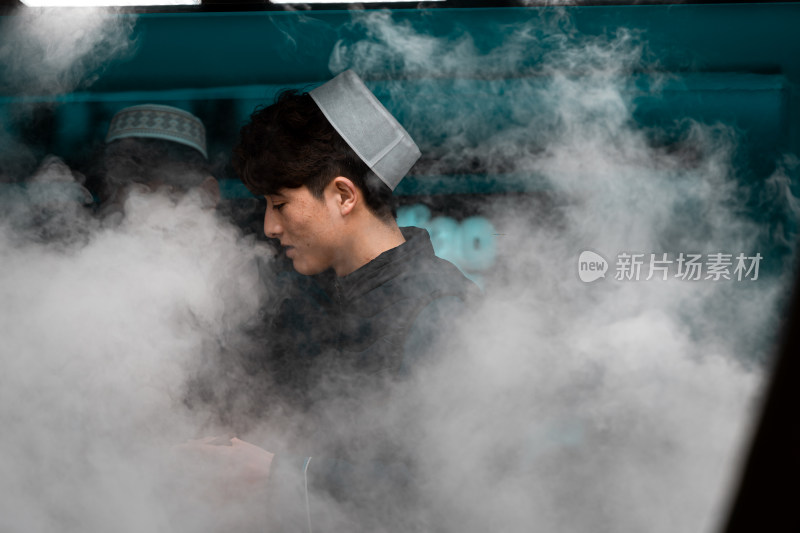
310, 70, 421, 191
106, 104, 207, 159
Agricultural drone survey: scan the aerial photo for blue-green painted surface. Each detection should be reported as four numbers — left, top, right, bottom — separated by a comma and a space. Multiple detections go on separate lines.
3, 4, 799, 166
2, 3, 798, 276
2, 3, 799, 194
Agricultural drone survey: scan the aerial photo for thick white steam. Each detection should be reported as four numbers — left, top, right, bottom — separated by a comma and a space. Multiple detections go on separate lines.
0, 7, 136, 95
329, 10, 792, 533
0, 187, 268, 532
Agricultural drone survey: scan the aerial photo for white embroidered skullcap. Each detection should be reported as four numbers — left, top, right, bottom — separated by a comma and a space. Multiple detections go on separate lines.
105, 104, 207, 159
310, 70, 420, 191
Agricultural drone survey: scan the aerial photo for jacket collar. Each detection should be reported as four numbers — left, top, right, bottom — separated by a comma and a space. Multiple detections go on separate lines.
317, 226, 434, 303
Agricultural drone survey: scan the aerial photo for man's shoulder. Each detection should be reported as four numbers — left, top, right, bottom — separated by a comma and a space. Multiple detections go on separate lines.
398, 252, 479, 301
391, 226, 479, 299
345, 225, 480, 321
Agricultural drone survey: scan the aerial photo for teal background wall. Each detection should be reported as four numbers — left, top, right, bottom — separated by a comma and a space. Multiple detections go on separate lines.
1, 3, 799, 280
2, 3, 799, 190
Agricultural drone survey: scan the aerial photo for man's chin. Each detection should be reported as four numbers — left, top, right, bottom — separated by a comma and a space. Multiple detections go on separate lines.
291, 259, 323, 276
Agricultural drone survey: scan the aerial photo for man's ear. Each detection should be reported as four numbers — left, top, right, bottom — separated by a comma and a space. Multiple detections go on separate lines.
329, 176, 358, 216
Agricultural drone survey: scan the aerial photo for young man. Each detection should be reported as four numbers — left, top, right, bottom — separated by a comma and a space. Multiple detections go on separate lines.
195, 70, 477, 531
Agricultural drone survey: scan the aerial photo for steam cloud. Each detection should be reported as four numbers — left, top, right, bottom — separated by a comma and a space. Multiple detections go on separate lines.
0, 184, 269, 531
0, 7, 796, 533
0, 7, 136, 95
0, 7, 137, 181
328, 10, 793, 533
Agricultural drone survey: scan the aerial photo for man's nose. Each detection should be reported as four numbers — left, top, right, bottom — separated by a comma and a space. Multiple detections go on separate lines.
263, 208, 282, 239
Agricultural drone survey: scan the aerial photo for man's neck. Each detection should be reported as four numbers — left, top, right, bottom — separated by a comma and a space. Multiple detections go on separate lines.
334, 218, 406, 277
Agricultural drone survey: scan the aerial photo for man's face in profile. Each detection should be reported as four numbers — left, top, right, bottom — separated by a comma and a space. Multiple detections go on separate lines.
263, 185, 341, 276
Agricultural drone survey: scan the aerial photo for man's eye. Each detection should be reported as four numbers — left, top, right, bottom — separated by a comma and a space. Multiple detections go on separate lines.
273, 203, 286, 211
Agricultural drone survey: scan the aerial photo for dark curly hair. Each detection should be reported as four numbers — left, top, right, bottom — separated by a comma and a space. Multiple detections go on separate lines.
232, 90, 395, 222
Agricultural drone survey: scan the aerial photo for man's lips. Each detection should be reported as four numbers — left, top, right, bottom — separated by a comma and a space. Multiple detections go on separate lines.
283, 245, 295, 257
